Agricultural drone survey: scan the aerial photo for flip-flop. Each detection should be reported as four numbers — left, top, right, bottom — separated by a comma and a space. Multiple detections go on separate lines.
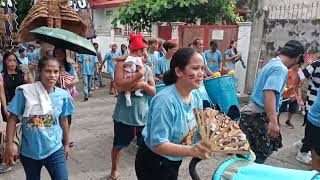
107, 174, 119, 180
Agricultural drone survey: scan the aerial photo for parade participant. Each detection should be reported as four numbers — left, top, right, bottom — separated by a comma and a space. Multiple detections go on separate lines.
4, 57, 74, 180
1, 52, 33, 122
146, 37, 159, 81
240, 40, 305, 164
108, 38, 155, 180
27, 44, 41, 80
104, 43, 122, 96
123, 33, 147, 107
77, 53, 99, 101
204, 40, 223, 74
0, 73, 11, 173
278, 64, 304, 129
53, 47, 79, 148
155, 40, 178, 82
193, 38, 213, 76
135, 48, 212, 180
18, 48, 29, 65
157, 40, 165, 58
304, 87, 320, 171
295, 54, 320, 165
94, 42, 106, 88
222, 40, 241, 71
121, 44, 129, 56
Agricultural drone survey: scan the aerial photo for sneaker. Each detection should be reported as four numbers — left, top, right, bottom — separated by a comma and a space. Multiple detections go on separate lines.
95, 86, 99, 90
284, 121, 294, 129
0, 163, 12, 174
91, 87, 95, 91
296, 151, 312, 165
84, 97, 89, 101
293, 141, 303, 151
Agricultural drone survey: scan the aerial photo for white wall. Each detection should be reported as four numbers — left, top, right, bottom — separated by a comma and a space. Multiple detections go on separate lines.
91, 8, 128, 59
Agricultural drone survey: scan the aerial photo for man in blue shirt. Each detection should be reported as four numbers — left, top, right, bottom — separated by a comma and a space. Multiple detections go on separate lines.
204, 40, 222, 74
240, 40, 305, 164
27, 44, 40, 80
78, 54, 99, 101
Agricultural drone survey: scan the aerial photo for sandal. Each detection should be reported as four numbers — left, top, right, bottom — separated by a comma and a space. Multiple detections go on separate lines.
107, 174, 119, 180
109, 92, 114, 95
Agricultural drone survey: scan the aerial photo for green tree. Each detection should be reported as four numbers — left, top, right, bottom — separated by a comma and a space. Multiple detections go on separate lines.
112, 0, 243, 32
15, 0, 32, 26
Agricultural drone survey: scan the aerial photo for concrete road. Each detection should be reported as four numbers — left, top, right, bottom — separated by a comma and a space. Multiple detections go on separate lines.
0, 79, 311, 180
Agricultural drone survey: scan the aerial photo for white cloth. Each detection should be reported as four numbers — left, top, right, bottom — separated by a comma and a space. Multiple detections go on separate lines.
17, 81, 53, 117
124, 56, 143, 67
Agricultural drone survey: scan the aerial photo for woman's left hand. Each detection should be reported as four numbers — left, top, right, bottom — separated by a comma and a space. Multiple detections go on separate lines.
64, 145, 69, 160
130, 81, 148, 92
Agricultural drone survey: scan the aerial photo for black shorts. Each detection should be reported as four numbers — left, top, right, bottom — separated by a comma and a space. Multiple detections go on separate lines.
305, 120, 320, 155
113, 120, 144, 149
135, 142, 182, 180
279, 100, 299, 113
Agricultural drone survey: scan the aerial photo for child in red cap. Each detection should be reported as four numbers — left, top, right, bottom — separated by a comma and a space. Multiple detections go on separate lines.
124, 33, 147, 106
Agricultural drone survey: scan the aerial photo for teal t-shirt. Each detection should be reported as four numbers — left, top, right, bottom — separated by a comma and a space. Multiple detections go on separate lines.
204, 50, 222, 73
112, 65, 152, 126
78, 54, 98, 75
104, 51, 122, 73
147, 51, 160, 76
8, 87, 74, 160
27, 50, 40, 65
155, 56, 171, 76
18, 56, 29, 65
250, 58, 288, 112
143, 84, 203, 161
224, 49, 236, 71
308, 88, 320, 127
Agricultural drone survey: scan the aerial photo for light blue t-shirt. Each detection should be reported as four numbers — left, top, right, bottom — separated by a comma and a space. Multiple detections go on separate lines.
8, 87, 74, 160
155, 56, 170, 76
308, 88, 320, 127
27, 50, 40, 65
224, 49, 236, 71
204, 50, 222, 73
104, 51, 122, 74
18, 56, 29, 65
147, 51, 159, 76
250, 58, 288, 112
143, 84, 203, 161
78, 54, 98, 75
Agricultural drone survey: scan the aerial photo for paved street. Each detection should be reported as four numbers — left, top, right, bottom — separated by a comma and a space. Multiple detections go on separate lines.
0, 78, 311, 180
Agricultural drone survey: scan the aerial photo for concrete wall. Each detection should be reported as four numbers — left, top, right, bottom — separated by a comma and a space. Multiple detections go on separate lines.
262, 19, 320, 59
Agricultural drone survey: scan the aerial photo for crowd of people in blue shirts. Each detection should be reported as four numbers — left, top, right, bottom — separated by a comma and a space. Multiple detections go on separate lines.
0, 36, 319, 180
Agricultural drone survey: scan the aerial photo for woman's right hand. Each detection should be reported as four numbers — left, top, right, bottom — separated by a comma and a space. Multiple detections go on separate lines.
189, 141, 212, 160
4, 143, 16, 167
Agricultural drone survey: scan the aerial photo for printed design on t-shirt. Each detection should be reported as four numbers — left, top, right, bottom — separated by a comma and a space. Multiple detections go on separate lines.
27, 114, 55, 129
85, 57, 92, 64
208, 58, 217, 65
181, 127, 196, 145
180, 117, 198, 145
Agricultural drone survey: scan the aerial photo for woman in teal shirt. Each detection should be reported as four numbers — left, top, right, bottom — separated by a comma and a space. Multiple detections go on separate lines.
4, 57, 74, 180
135, 48, 212, 180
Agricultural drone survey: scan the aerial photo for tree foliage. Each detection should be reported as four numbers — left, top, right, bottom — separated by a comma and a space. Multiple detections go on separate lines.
16, 0, 32, 26
112, 0, 243, 32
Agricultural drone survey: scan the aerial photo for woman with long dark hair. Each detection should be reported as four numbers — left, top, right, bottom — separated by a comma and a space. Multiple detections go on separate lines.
1, 52, 33, 122
222, 40, 241, 71
135, 48, 212, 180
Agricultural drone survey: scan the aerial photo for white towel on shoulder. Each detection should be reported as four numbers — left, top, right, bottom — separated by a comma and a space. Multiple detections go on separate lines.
17, 81, 53, 117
